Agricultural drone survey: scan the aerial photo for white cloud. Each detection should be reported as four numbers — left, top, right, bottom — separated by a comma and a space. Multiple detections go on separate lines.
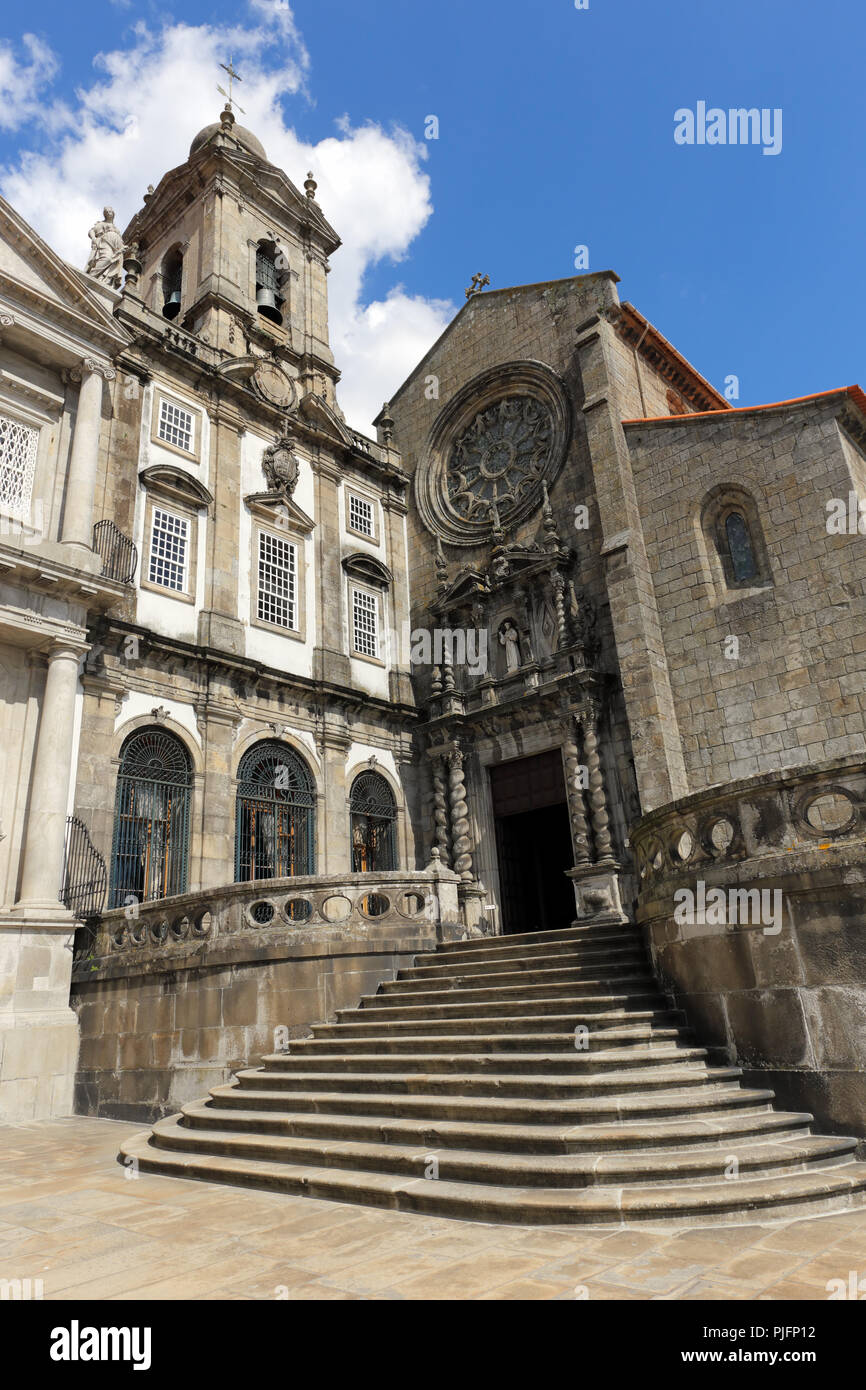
0, 4, 453, 429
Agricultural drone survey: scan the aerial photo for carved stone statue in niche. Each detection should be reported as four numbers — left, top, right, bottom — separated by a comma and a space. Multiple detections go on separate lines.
85, 207, 126, 288
499, 620, 521, 673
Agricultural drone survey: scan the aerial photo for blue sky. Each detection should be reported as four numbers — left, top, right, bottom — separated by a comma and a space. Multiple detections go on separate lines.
0, 0, 862, 427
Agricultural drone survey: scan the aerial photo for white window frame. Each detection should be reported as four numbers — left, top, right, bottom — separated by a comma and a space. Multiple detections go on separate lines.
156, 397, 195, 455
148, 505, 190, 594
257, 528, 298, 632
351, 583, 381, 661
0, 411, 39, 523
347, 490, 375, 539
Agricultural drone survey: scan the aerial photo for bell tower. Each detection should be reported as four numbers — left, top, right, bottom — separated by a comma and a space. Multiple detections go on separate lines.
121, 103, 343, 408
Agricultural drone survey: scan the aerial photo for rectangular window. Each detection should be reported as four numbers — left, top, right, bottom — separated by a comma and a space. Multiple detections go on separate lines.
148, 508, 189, 593
348, 492, 374, 538
157, 398, 194, 453
352, 586, 379, 659
258, 530, 297, 629
0, 412, 39, 521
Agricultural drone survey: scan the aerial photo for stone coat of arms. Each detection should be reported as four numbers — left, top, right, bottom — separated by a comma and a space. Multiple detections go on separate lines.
262, 433, 300, 497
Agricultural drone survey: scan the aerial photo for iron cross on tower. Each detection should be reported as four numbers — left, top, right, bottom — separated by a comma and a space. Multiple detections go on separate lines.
218, 57, 245, 115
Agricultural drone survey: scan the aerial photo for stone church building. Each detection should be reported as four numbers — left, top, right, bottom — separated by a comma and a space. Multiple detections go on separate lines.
2, 106, 865, 1224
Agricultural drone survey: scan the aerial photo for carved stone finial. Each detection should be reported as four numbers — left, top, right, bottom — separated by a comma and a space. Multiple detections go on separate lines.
379, 401, 394, 445
85, 206, 126, 289
434, 536, 448, 593
541, 480, 560, 549
304, 171, 318, 200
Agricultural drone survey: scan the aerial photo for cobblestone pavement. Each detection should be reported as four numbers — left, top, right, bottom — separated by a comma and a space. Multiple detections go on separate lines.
1, 1118, 864, 1301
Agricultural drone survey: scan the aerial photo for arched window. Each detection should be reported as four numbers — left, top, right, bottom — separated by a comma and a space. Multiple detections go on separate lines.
350, 772, 397, 872
235, 741, 315, 881
109, 728, 192, 908
255, 241, 284, 324
161, 247, 183, 320
724, 510, 758, 584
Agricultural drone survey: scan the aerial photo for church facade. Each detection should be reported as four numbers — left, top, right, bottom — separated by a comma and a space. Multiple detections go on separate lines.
1, 107, 865, 1143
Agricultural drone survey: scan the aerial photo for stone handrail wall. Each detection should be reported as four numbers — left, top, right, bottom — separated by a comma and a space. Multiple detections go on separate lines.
631, 755, 866, 888
630, 754, 866, 1139
73, 866, 462, 979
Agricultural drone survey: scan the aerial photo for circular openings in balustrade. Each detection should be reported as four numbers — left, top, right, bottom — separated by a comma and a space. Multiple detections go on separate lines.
128, 919, 146, 946
400, 892, 425, 918
359, 893, 390, 919
800, 789, 858, 838
284, 897, 313, 923
170, 915, 190, 941
111, 925, 127, 950
321, 894, 352, 923
192, 909, 212, 937
647, 842, 664, 876
670, 829, 695, 864
701, 815, 736, 859
150, 919, 169, 945
250, 900, 276, 926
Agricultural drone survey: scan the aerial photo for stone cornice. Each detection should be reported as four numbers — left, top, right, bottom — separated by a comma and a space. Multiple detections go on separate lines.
605, 303, 729, 414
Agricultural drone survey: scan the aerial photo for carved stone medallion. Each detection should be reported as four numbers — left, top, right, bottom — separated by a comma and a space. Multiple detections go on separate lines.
252, 359, 297, 411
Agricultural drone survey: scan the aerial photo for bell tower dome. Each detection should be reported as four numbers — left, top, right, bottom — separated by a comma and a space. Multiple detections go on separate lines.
121, 104, 342, 407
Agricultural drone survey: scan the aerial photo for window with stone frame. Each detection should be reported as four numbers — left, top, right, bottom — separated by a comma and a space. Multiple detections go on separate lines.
351, 584, 379, 659
0, 411, 39, 522
257, 529, 298, 631
157, 397, 195, 454
347, 489, 377, 540
148, 506, 189, 593
700, 485, 773, 595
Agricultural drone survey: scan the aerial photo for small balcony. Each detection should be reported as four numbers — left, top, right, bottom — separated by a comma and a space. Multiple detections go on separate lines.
92, 518, 138, 585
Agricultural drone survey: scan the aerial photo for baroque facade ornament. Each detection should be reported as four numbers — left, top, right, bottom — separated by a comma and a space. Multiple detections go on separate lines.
415, 361, 571, 545
262, 431, 300, 496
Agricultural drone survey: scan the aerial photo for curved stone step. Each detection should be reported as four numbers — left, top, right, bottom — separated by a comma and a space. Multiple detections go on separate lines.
259, 1044, 707, 1075
434, 924, 634, 955
148, 1113, 857, 1188
384, 964, 653, 996
231, 1061, 730, 1101
343, 992, 667, 1023
206, 1080, 772, 1127
176, 1099, 814, 1154
118, 1129, 866, 1226
314, 1008, 685, 1038
405, 946, 647, 979
370, 974, 658, 1008
284, 1025, 693, 1055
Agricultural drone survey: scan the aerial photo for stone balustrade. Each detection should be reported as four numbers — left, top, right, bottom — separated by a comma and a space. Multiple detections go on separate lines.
73, 865, 463, 979
630, 754, 866, 1139
631, 755, 866, 888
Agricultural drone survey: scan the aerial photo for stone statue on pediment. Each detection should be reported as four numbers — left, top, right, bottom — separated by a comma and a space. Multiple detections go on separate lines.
85, 207, 126, 289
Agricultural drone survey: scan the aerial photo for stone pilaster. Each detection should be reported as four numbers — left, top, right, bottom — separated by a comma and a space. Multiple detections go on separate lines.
61, 360, 114, 553
311, 456, 351, 686
196, 700, 242, 890
317, 722, 352, 873
198, 404, 245, 654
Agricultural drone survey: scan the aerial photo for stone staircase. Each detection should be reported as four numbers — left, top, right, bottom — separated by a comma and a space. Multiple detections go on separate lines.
120, 919, 866, 1225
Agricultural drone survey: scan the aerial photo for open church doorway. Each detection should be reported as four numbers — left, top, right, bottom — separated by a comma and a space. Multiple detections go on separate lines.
489, 749, 575, 935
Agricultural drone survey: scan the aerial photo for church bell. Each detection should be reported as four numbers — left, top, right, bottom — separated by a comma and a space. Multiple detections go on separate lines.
162, 287, 182, 320
256, 285, 282, 322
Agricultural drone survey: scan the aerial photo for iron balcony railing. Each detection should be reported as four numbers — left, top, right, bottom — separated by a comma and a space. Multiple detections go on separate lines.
60, 815, 107, 921
92, 518, 138, 585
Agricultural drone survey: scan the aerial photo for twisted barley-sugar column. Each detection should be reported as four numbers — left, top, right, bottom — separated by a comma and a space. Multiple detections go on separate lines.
431, 755, 452, 867
550, 572, 569, 650
562, 723, 592, 866
580, 702, 615, 862
448, 747, 474, 881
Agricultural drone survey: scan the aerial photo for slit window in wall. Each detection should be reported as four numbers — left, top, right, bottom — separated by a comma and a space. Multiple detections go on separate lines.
724, 510, 758, 584
257, 530, 297, 630
256, 241, 284, 324
0, 411, 39, 522
148, 507, 189, 593
351, 585, 379, 659
157, 398, 194, 454
161, 248, 183, 320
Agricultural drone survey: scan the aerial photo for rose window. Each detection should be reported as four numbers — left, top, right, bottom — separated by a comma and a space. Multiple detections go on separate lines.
446, 396, 554, 524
